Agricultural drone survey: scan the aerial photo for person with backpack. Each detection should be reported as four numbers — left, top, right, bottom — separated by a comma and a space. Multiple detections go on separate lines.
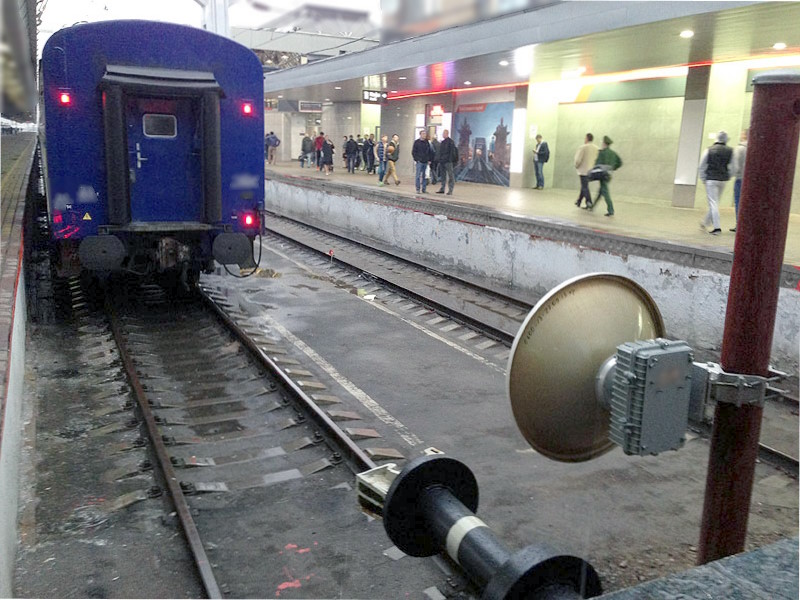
301, 132, 314, 168
698, 130, 733, 235
435, 129, 458, 195
384, 134, 401, 185
533, 134, 550, 189
589, 136, 622, 217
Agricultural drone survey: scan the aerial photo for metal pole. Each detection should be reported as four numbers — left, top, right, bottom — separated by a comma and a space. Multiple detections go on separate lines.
698, 71, 800, 564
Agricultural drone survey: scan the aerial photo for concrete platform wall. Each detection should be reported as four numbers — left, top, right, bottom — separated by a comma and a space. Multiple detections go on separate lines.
267, 180, 800, 372
0, 267, 27, 597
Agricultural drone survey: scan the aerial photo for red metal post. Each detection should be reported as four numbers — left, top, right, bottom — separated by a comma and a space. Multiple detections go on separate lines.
698, 72, 800, 564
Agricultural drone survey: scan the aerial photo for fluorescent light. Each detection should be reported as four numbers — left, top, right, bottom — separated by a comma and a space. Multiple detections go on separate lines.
464, 81, 472, 85
324, 98, 330, 101
680, 30, 694, 39
514, 44, 537, 78
277, 95, 283, 98
390, 90, 397, 93
398, 76, 407, 80
773, 42, 787, 50
334, 86, 342, 90
499, 60, 509, 66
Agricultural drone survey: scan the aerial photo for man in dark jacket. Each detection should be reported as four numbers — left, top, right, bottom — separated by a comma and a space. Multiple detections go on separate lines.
590, 135, 622, 216
301, 133, 314, 168
698, 130, 733, 235
363, 134, 376, 174
533, 134, 550, 189
345, 136, 359, 173
412, 130, 433, 193
435, 130, 458, 195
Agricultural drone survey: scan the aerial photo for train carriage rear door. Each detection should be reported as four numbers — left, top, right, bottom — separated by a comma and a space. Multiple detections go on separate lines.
126, 96, 203, 222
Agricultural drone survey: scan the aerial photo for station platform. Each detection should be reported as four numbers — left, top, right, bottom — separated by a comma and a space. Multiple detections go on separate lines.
265, 161, 800, 270
0, 132, 36, 597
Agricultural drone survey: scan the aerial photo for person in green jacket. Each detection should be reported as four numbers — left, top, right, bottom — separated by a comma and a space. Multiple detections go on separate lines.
591, 135, 623, 216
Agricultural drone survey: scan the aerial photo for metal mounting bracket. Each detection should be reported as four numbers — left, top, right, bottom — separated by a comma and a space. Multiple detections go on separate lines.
698, 362, 782, 408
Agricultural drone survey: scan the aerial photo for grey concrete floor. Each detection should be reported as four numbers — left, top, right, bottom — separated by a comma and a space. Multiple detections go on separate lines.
205, 238, 799, 594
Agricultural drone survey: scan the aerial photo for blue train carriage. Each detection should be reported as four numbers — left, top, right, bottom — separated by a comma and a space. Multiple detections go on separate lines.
39, 20, 264, 285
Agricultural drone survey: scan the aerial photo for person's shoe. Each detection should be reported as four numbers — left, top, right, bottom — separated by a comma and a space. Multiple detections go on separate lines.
586, 202, 593, 210
710, 228, 722, 236
422, 189, 427, 194
378, 181, 384, 186
396, 180, 401, 186
436, 189, 445, 194
699, 222, 707, 231
575, 201, 581, 207
416, 189, 420, 193
729, 227, 737, 232
446, 191, 453, 195
605, 213, 614, 217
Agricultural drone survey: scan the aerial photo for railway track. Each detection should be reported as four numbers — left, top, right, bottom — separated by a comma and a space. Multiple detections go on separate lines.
97, 281, 460, 598
261, 212, 799, 476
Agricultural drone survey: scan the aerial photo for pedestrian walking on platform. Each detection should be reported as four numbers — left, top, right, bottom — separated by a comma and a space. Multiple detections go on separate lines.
376, 135, 388, 185
435, 130, 458, 195
590, 136, 622, 216
265, 131, 280, 165
413, 130, 433, 193
346, 136, 359, 173
314, 132, 325, 169
320, 135, 334, 175
533, 134, 550, 189
574, 133, 598, 208
429, 134, 441, 186
730, 129, 748, 232
385, 134, 401, 185
698, 131, 733, 236
301, 133, 314, 168
364, 134, 376, 174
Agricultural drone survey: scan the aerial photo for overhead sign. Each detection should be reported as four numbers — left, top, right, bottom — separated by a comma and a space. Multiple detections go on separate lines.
298, 101, 323, 113
362, 89, 388, 104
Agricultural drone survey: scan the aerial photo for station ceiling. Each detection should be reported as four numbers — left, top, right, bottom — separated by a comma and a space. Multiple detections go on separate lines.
269, 2, 800, 104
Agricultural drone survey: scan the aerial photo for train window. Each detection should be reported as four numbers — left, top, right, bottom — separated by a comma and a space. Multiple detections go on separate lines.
143, 114, 177, 138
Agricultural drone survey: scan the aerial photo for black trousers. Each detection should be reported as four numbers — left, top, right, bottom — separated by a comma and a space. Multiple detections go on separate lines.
576, 175, 592, 206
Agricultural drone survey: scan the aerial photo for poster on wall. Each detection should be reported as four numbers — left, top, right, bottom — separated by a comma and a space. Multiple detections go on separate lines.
452, 102, 514, 187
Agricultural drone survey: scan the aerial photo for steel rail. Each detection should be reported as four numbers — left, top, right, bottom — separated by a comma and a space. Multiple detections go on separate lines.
199, 289, 376, 473
107, 299, 223, 599
262, 217, 798, 476
263, 222, 519, 344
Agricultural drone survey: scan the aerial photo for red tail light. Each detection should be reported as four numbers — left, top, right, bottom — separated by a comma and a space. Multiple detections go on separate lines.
242, 102, 253, 115
53, 212, 63, 224
244, 213, 255, 226
59, 92, 71, 105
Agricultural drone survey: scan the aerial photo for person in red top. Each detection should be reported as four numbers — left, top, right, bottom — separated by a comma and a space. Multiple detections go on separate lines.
314, 132, 325, 170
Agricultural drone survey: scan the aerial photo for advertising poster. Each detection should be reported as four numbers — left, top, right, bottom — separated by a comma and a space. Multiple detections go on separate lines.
452, 101, 514, 186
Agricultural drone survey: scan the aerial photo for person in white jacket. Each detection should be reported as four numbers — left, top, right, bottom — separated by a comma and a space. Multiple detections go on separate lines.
574, 133, 599, 208
729, 130, 748, 232
698, 131, 734, 236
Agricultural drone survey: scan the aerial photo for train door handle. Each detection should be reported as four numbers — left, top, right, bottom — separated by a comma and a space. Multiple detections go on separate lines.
135, 142, 148, 169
